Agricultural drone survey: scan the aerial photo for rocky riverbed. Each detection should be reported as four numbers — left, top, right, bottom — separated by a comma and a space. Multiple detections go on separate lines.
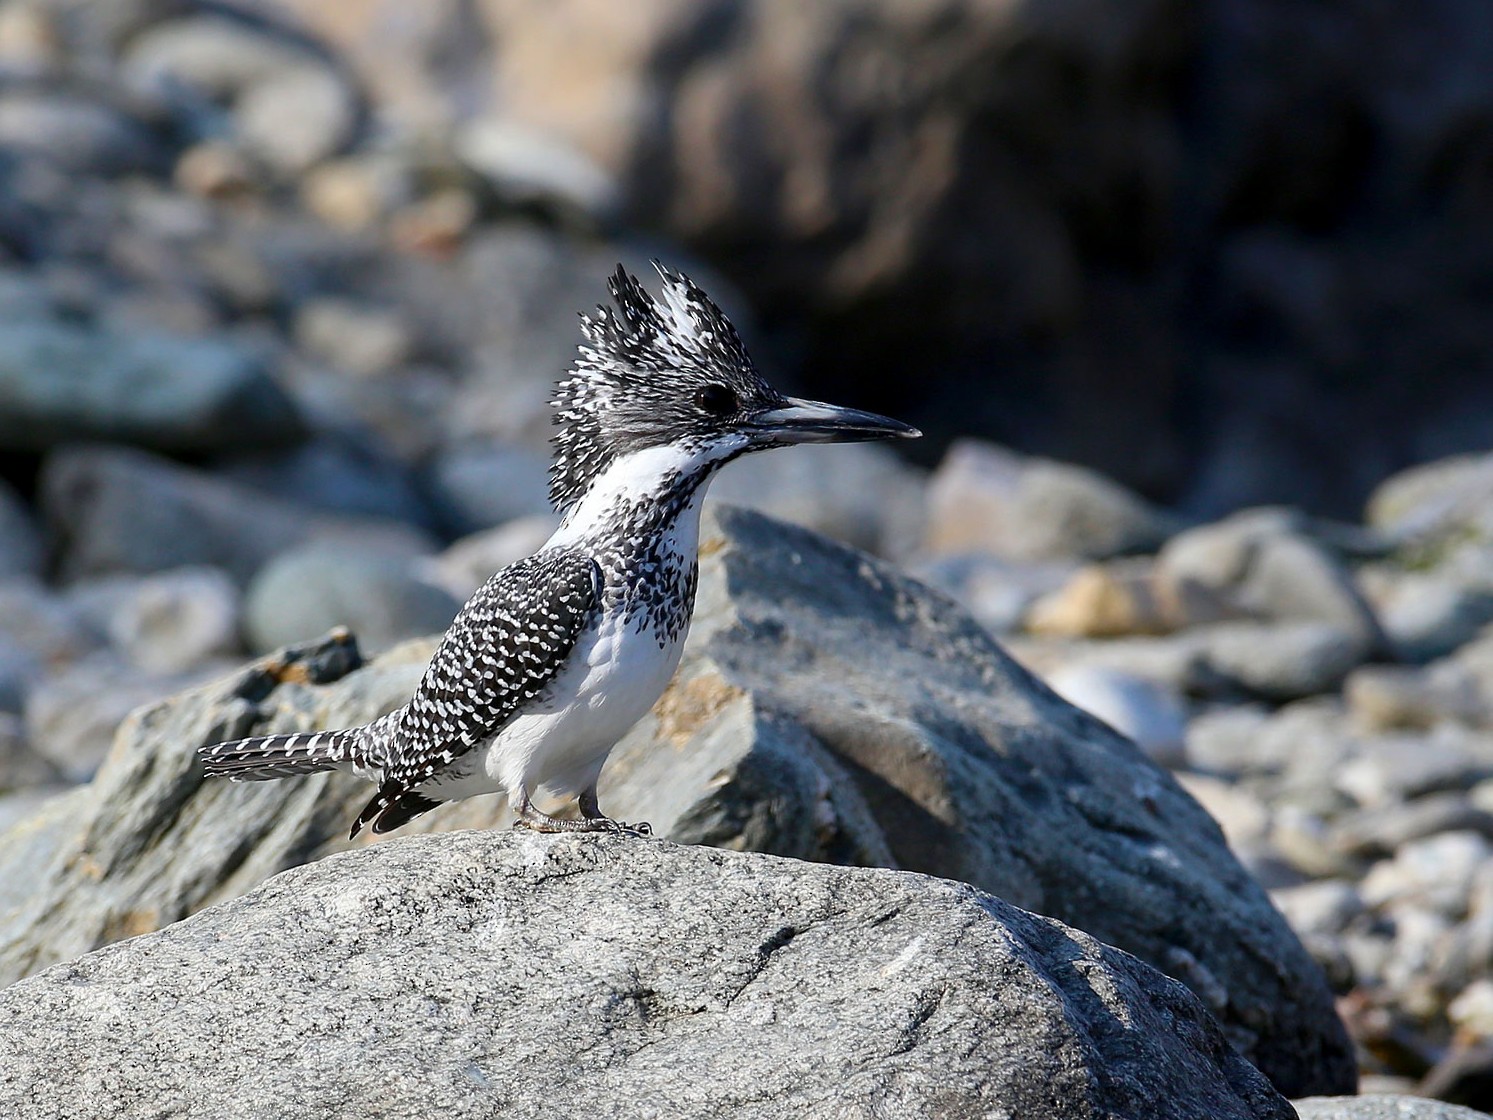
2, 2, 1493, 1117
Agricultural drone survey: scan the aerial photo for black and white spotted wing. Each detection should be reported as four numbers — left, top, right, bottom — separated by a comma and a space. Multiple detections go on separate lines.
389, 550, 601, 787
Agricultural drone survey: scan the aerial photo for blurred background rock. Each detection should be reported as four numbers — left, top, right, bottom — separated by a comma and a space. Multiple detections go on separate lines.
0, 0, 1492, 1109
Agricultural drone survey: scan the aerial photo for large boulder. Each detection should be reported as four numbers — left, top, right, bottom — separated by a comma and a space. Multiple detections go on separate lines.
0, 830, 1294, 1120
0, 505, 1354, 1095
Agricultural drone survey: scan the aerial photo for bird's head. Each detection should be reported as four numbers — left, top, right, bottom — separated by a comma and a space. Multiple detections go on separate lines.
549, 262, 919, 512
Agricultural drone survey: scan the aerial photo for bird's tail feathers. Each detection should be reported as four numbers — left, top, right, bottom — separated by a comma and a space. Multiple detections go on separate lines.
198, 729, 357, 781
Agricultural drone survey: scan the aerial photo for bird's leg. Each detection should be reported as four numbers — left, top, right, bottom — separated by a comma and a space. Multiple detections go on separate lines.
579, 785, 653, 837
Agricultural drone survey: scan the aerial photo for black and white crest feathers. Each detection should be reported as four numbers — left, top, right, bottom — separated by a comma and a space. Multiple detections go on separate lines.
548, 262, 781, 511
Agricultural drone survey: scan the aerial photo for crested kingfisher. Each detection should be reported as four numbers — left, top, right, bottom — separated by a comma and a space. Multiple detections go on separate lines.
200, 263, 919, 837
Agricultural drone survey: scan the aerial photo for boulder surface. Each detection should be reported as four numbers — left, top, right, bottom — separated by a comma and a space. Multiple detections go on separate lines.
0, 830, 1294, 1120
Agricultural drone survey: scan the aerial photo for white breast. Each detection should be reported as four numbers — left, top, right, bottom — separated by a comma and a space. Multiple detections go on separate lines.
474, 485, 707, 802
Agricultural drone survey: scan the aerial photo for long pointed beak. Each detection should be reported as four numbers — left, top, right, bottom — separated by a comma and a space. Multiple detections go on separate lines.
746, 396, 921, 445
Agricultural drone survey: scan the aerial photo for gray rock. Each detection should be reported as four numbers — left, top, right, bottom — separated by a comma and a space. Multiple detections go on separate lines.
1201, 620, 1369, 701
425, 516, 560, 600
0, 711, 61, 793
292, 297, 415, 378
1156, 509, 1382, 649
423, 441, 555, 537
1294, 1095, 1493, 1119
0, 319, 304, 453
1332, 793, 1493, 859
0, 90, 163, 176
219, 433, 436, 530
0, 509, 1355, 1095
1360, 831, 1493, 916
244, 543, 460, 654
1367, 452, 1493, 542
23, 655, 214, 783
65, 567, 241, 674
1012, 630, 1225, 698
925, 439, 1173, 562
124, 15, 322, 99
1184, 704, 1276, 776
235, 64, 357, 174
1369, 573, 1493, 665
1346, 664, 1489, 733
0, 831, 1295, 1120
1334, 727, 1493, 808
0, 480, 44, 580
41, 445, 434, 585
456, 116, 621, 221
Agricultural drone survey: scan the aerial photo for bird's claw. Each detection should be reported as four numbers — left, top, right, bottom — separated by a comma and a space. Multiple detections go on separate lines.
597, 817, 653, 838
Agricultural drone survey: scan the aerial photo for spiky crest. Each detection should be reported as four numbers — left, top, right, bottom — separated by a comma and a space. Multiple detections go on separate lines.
548, 262, 774, 512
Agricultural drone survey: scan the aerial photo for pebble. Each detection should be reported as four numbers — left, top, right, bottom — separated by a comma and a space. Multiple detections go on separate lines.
456, 116, 620, 222
1044, 663, 1187, 766
236, 64, 356, 175
0, 90, 162, 176
293, 298, 414, 379
1332, 793, 1493, 859
219, 432, 436, 530
1270, 880, 1367, 939
1155, 509, 1381, 646
1360, 832, 1493, 916
1366, 451, 1493, 541
42, 444, 435, 586
1024, 558, 1168, 638
1335, 727, 1493, 809
1448, 978, 1493, 1038
1369, 573, 1493, 665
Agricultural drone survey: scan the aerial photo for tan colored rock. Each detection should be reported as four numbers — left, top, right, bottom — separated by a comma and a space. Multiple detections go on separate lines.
1025, 559, 1167, 638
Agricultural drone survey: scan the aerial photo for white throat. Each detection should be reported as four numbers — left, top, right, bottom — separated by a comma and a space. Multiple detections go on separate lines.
546, 437, 748, 549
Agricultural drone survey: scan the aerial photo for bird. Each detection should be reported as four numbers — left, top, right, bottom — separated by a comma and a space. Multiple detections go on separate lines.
198, 262, 920, 839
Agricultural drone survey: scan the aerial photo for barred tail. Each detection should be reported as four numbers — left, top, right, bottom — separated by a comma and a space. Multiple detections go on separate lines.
198, 729, 358, 781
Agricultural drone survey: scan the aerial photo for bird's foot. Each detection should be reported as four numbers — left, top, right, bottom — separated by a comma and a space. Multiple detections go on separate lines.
593, 817, 653, 838
510, 795, 651, 837
577, 788, 652, 837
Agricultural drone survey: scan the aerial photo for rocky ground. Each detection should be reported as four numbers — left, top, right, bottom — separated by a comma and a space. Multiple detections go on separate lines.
1, 1, 1492, 1117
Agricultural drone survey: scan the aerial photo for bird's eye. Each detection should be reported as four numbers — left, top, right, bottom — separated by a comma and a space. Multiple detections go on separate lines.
694, 383, 738, 417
